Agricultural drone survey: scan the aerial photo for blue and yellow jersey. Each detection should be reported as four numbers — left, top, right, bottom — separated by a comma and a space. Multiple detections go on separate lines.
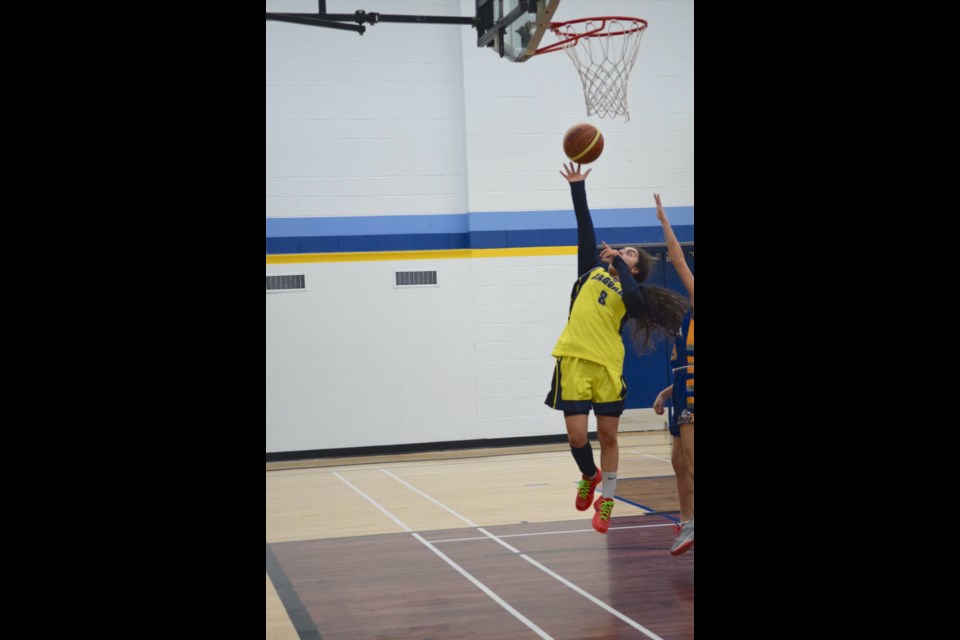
552, 266, 630, 372
670, 311, 694, 412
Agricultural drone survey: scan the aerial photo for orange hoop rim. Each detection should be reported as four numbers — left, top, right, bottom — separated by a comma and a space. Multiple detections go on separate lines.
535, 16, 648, 56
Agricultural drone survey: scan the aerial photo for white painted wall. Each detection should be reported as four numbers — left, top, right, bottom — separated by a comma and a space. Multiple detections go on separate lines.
266, 0, 470, 217
266, 0, 693, 453
459, 0, 695, 213
266, 258, 478, 451
470, 254, 572, 439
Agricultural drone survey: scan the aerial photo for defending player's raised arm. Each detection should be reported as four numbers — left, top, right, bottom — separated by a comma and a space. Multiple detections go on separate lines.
655, 193, 694, 305
560, 163, 598, 275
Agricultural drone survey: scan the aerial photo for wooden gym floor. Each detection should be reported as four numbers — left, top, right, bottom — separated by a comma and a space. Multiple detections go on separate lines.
266, 431, 693, 639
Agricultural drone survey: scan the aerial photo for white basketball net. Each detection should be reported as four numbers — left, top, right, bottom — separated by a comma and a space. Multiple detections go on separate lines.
552, 18, 647, 122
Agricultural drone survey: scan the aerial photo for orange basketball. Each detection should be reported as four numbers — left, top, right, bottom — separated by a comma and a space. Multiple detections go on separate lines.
563, 123, 604, 164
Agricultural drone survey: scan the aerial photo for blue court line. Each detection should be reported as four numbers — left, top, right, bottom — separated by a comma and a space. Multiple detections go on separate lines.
613, 495, 658, 513
613, 495, 682, 524
587, 474, 684, 525
612, 474, 685, 525
584, 476, 680, 523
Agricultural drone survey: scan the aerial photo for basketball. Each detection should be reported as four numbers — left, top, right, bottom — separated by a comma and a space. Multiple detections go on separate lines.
563, 123, 604, 164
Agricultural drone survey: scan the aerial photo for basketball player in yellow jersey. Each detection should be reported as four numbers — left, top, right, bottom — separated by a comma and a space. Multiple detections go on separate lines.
653, 192, 696, 555
545, 163, 688, 534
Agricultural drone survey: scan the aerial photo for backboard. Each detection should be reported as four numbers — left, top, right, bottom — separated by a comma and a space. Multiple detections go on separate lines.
476, 0, 561, 62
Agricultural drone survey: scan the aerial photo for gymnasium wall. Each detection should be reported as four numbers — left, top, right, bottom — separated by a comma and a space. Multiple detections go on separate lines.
266, 0, 694, 454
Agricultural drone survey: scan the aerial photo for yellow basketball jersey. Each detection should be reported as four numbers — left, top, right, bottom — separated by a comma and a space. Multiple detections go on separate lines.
552, 266, 629, 372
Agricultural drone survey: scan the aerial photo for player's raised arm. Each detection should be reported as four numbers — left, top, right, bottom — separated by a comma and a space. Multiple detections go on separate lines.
560, 163, 597, 275
655, 193, 693, 305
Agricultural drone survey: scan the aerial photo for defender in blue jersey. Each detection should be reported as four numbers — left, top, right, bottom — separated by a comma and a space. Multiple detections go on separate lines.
545, 164, 688, 534
652, 192, 696, 555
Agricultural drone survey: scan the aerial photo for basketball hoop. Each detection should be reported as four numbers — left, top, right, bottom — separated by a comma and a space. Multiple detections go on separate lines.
536, 17, 648, 122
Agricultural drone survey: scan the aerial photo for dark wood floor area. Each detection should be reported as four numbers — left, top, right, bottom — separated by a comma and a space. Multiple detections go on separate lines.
615, 476, 684, 514
267, 432, 691, 639
269, 515, 693, 639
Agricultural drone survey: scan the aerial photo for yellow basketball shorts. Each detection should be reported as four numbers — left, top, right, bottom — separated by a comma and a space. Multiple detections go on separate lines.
544, 356, 626, 417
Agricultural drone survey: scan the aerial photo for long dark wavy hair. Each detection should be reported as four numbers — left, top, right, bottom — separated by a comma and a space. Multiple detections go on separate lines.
623, 248, 689, 353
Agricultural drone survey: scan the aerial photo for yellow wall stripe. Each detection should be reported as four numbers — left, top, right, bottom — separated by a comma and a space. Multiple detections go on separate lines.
266, 246, 578, 264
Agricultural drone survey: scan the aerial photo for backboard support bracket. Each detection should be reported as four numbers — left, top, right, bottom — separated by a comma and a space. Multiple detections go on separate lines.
476, 0, 535, 55
266, 9, 477, 36
266, 1, 554, 63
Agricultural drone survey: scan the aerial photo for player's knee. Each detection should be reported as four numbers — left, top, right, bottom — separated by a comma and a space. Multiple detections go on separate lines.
671, 445, 686, 473
597, 430, 618, 449
567, 433, 589, 448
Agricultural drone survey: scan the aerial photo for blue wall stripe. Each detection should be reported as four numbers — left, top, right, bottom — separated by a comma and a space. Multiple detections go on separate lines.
266, 226, 693, 255
467, 206, 695, 231
266, 207, 694, 236
468, 226, 693, 249
266, 233, 473, 255
266, 208, 693, 255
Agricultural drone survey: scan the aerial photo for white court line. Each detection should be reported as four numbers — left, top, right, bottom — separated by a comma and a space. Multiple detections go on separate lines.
332, 471, 553, 640
332, 472, 411, 532
410, 533, 552, 640
428, 522, 676, 544
522, 554, 664, 640
643, 453, 672, 464
381, 469, 479, 527
267, 446, 668, 478
380, 469, 665, 640
369, 458, 574, 477
268, 456, 576, 478
381, 469, 523, 555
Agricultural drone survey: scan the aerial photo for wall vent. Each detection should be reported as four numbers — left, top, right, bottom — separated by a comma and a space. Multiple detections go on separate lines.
266, 274, 306, 292
395, 271, 438, 287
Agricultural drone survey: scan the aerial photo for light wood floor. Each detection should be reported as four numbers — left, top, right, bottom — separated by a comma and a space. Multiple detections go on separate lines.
266, 430, 692, 639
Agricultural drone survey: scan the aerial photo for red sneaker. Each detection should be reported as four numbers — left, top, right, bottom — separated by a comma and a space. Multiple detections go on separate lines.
592, 497, 615, 534
575, 469, 602, 511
